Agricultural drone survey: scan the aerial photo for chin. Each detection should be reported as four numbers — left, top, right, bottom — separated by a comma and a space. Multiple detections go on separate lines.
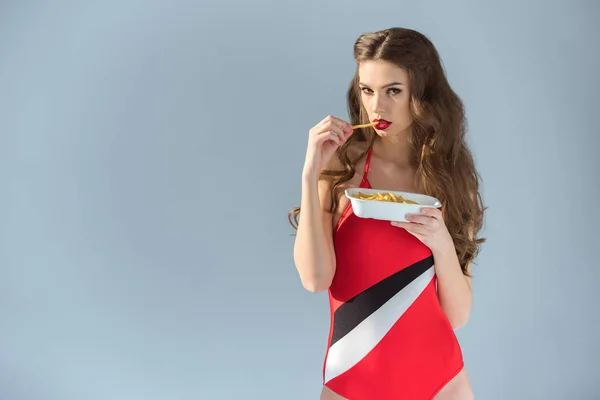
375, 128, 399, 137
376, 124, 409, 138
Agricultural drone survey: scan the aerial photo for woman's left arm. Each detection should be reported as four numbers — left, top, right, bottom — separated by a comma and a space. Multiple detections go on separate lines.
391, 207, 472, 330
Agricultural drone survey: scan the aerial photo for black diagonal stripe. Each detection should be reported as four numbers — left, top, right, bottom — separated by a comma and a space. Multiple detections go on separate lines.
330, 255, 434, 347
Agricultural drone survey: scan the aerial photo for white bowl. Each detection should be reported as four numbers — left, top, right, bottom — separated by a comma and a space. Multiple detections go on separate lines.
344, 188, 441, 222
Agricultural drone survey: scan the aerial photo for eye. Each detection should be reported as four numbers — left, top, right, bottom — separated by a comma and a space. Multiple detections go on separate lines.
359, 87, 402, 95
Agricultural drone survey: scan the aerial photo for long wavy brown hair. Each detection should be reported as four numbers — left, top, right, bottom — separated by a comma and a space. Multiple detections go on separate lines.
288, 27, 486, 275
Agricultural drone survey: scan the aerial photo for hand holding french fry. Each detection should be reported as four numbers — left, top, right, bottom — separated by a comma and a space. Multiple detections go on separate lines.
302, 115, 379, 179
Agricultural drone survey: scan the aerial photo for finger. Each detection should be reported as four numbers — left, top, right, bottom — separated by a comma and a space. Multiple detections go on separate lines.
323, 115, 353, 133
332, 117, 353, 133
331, 131, 343, 146
322, 121, 352, 138
391, 221, 428, 235
317, 130, 342, 146
310, 117, 332, 136
405, 214, 435, 226
420, 206, 442, 219
342, 126, 355, 140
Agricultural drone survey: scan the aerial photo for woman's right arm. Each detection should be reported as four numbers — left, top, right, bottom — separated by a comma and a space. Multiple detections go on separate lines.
293, 170, 336, 292
293, 115, 353, 293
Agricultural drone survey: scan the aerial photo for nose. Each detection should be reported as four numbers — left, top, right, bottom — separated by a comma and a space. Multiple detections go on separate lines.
370, 93, 384, 116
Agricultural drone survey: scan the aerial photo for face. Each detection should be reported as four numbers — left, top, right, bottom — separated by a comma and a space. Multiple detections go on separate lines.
357, 60, 413, 137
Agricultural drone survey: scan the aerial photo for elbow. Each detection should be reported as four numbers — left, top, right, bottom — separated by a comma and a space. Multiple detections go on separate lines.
300, 273, 333, 293
450, 312, 470, 330
293, 252, 335, 293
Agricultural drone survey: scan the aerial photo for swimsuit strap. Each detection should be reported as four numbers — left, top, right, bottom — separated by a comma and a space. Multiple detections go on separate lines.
363, 145, 373, 181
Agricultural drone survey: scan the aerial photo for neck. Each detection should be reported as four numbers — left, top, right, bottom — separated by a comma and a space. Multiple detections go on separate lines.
372, 130, 413, 166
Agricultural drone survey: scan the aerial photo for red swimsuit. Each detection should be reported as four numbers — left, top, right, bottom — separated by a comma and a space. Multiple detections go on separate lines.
322, 146, 464, 399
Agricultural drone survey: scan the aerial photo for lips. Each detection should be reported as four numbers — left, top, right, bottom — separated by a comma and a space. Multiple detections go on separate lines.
373, 118, 392, 129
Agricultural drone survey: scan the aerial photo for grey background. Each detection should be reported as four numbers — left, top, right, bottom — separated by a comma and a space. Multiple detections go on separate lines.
1, 1, 599, 399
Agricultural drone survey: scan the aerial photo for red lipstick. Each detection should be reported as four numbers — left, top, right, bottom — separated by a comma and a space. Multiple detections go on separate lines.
373, 118, 392, 130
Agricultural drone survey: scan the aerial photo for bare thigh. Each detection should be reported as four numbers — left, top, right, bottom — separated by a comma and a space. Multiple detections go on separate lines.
320, 386, 347, 400
433, 368, 474, 400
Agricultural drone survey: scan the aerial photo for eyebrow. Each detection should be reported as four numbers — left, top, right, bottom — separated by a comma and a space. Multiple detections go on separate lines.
358, 82, 404, 88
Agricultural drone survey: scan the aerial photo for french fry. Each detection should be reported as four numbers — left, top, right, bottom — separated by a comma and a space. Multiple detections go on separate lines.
351, 122, 377, 129
351, 191, 420, 204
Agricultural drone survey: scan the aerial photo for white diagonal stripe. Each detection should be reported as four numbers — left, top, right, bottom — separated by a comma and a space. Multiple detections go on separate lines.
324, 266, 435, 383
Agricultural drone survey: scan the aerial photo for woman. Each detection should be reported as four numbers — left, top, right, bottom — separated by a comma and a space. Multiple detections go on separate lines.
288, 27, 485, 399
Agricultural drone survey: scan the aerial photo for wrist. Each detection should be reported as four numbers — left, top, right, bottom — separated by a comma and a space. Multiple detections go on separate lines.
302, 165, 320, 182
432, 237, 456, 259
